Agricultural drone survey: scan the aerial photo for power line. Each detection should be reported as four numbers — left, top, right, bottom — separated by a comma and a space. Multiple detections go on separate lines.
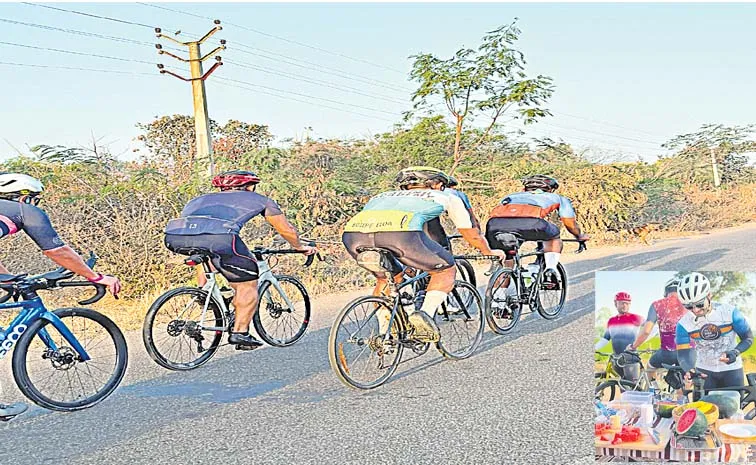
552, 111, 668, 138
22, 2, 155, 29
224, 59, 407, 105
216, 76, 400, 117
0, 60, 156, 76
137, 2, 407, 75
212, 80, 395, 123
0, 17, 152, 46
0, 41, 156, 65
537, 121, 663, 146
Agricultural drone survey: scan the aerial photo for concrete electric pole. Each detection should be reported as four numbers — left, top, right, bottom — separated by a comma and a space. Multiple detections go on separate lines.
155, 21, 225, 176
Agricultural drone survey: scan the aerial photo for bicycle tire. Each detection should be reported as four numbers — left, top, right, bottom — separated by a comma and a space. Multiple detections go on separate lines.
143, 287, 225, 371
12, 307, 128, 412
435, 280, 484, 360
535, 262, 567, 320
328, 295, 403, 390
253, 275, 311, 347
455, 259, 476, 287
595, 379, 640, 402
484, 268, 522, 334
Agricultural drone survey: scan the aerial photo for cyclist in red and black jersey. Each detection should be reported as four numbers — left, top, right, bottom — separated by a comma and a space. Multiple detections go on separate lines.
164, 170, 317, 350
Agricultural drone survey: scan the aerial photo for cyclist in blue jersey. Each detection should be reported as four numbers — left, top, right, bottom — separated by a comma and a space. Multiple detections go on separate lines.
164, 170, 317, 350
675, 272, 753, 390
0, 172, 121, 420
485, 174, 589, 285
342, 167, 504, 341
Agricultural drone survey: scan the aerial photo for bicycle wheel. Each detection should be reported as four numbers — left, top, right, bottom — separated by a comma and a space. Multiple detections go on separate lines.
456, 259, 476, 287
253, 275, 311, 347
12, 307, 128, 412
435, 280, 484, 360
535, 263, 567, 319
328, 295, 403, 390
484, 268, 522, 334
143, 287, 225, 371
595, 379, 640, 402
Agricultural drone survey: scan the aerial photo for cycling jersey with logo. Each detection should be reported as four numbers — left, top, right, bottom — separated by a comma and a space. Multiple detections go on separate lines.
447, 188, 472, 210
164, 191, 283, 236
603, 313, 644, 354
344, 189, 472, 233
489, 190, 576, 219
676, 302, 749, 372
0, 199, 64, 251
646, 294, 688, 351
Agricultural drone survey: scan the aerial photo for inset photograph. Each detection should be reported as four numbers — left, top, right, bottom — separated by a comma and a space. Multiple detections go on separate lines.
594, 271, 756, 462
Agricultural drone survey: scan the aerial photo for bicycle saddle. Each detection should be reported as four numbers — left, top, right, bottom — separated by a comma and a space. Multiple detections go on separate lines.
173, 247, 215, 266
355, 247, 403, 276
494, 232, 521, 254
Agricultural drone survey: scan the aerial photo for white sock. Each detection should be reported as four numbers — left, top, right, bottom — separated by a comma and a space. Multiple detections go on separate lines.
545, 252, 560, 271
418, 290, 448, 317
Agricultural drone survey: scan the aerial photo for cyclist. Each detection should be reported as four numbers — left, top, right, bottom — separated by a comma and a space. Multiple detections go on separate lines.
421, 170, 480, 251
675, 272, 753, 390
485, 174, 589, 286
627, 278, 685, 369
342, 167, 504, 341
595, 292, 644, 382
0, 172, 121, 420
164, 170, 317, 350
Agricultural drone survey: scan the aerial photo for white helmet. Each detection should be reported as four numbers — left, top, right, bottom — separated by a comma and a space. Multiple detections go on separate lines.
0, 173, 44, 195
677, 272, 711, 305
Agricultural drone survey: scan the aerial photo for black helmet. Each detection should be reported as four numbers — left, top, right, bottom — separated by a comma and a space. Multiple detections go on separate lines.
447, 175, 459, 188
395, 166, 451, 189
522, 174, 559, 191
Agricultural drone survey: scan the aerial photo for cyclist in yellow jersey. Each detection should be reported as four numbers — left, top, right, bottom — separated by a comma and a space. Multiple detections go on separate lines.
342, 167, 504, 341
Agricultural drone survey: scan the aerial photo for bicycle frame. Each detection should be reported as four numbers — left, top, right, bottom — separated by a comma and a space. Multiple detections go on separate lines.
0, 297, 90, 361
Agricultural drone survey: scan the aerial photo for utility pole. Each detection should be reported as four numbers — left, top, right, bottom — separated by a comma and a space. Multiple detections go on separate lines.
710, 147, 721, 187
155, 21, 225, 176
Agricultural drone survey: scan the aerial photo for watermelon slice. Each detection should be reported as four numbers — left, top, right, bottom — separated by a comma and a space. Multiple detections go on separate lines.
676, 408, 708, 437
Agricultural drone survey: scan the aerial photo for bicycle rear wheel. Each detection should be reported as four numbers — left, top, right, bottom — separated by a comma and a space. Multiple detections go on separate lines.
143, 287, 225, 371
12, 307, 128, 412
328, 295, 403, 390
435, 281, 484, 360
484, 268, 522, 334
253, 275, 311, 347
535, 263, 567, 319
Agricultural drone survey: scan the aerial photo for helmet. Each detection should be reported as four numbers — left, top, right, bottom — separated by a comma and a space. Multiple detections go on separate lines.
522, 174, 559, 191
664, 277, 680, 294
447, 175, 459, 188
395, 166, 450, 189
677, 272, 711, 305
614, 292, 631, 302
0, 173, 44, 195
211, 170, 261, 191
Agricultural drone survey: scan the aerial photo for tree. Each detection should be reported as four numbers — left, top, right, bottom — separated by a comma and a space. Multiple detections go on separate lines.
408, 19, 554, 174
214, 120, 273, 162
661, 124, 756, 186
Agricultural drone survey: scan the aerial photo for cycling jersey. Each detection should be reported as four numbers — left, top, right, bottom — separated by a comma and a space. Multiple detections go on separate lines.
344, 189, 472, 233
489, 190, 576, 219
646, 294, 687, 351
164, 191, 283, 236
447, 188, 472, 210
603, 313, 644, 355
0, 199, 64, 251
676, 302, 750, 372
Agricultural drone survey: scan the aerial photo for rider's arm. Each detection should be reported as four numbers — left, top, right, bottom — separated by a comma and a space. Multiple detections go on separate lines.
266, 214, 308, 250
558, 196, 588, 239
676, 322, 696, 372
0, 260, 9, 274
732, 309, 753, 355
630, 304, 657, 350
446, 195, 497, 255
595, 338, 610, 351
43, 246, 100, 280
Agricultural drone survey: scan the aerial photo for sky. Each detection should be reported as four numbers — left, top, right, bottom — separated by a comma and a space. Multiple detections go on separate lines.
1, 2, 755, 161
595, 271, 756, 330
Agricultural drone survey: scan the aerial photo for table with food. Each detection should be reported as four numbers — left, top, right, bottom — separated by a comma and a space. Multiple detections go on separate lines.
594, 391, 756, 462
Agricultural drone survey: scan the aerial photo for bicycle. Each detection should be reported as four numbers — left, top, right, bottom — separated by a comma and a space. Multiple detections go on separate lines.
483, 233, 587, 334
594, 350, 657, 401
0, 253, 127, 412
143, 244, 319, 371
328, 247, 489, 389
447, 234, 476, 287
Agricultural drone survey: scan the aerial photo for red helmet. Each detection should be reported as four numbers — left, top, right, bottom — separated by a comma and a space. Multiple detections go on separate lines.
211, 170, 261, 191
614, 292, 632, 302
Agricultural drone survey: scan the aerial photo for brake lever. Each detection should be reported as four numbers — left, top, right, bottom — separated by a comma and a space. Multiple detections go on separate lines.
575, 241, 587, 254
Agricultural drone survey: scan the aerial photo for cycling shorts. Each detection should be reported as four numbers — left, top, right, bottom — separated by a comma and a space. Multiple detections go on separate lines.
485, 217, 560, 246
165, 233, 259, 282
342, 231, 454, 273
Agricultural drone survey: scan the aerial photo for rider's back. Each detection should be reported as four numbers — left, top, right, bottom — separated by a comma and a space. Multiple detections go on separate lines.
167, 191, 282, 236
0, 199, 64, 250
491, 191, 575, 219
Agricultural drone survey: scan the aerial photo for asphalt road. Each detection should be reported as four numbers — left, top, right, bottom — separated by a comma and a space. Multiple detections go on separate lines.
1, 223, 755, 465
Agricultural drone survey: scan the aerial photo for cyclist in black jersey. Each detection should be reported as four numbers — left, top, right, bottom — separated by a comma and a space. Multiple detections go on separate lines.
0, 173, 121, 420
164, 170, 317, 349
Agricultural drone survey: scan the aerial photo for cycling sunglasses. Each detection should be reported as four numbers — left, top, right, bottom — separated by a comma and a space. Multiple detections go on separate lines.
18, 195, 41, 206
683, 301, 707, 310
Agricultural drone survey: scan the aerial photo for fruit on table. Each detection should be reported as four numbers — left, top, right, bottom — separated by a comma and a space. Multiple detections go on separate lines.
700, 394, 740, 419
596, 423, 643, 444
672, 401, 719, 425
675, 408, 709, 437
656, 401, 678, 418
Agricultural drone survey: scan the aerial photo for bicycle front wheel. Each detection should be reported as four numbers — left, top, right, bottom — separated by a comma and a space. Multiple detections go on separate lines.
595, 379, 639, 402
435, 281, 484, 360
12, 307, 128, 412
143, 287, 225, 371
535, 263, 567, 319
455, 259, 476, 287
328, 295, 403, 390
484, 269, 522, 334
253, 275, 311, 347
